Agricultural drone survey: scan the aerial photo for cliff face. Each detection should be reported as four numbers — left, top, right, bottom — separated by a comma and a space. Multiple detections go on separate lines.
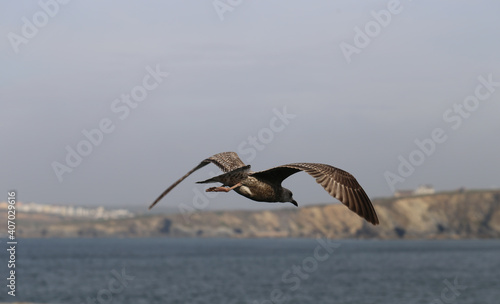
13, 189, 500, 239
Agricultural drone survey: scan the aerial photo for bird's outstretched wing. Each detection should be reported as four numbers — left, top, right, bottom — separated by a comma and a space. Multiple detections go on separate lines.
251, 163, 379, 225
204, 151, 247, 173
149, 152, 246, 210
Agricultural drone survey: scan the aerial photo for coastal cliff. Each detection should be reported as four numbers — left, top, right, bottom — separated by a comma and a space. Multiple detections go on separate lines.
11, 189, 500, 239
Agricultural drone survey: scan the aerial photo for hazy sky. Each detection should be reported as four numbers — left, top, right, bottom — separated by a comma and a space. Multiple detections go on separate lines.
1, 1, 499, 212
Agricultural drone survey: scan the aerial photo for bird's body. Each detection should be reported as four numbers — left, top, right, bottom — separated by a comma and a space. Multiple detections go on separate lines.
149, 152, 379, 225
208, 174, 282, 203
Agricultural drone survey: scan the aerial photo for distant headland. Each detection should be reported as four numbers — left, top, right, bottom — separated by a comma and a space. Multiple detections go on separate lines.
3, 189, 499, 239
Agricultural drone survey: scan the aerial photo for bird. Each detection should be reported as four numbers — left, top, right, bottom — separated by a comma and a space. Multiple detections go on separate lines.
149, 152, 379, 225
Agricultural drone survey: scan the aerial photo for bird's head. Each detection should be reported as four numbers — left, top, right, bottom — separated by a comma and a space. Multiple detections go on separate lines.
281, 188, 298, 207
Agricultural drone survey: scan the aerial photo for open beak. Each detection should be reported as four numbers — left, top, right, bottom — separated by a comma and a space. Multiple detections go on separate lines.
291, 200, 298, 207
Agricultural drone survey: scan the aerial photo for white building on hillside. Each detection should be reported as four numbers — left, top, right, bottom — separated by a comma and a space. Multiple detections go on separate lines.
394, 185, 435, 197
413, 184, 435, 195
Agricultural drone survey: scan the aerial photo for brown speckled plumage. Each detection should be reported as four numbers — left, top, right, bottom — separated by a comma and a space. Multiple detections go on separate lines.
149, 151, 378, 225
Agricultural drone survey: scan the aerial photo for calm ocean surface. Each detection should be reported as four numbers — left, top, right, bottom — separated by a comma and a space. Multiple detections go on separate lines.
1, 238, 499, 304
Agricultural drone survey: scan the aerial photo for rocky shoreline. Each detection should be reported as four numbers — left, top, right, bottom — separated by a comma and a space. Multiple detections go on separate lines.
10, 189, 500, 239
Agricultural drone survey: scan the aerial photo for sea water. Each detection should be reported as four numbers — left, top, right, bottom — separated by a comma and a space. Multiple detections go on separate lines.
1, 238, 499, 304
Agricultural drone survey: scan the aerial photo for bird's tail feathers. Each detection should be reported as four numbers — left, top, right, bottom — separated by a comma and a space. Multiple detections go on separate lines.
196, 165, 251, 184
196, 176, 219, 184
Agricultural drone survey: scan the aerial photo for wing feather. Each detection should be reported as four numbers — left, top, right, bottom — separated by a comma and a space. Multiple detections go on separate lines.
251, 163, 379, 225
206, 152, 247, 173
346, 188, 356, 212
353, 189, 366, 219
336, 182, 343, 201
149, 152, 246, 209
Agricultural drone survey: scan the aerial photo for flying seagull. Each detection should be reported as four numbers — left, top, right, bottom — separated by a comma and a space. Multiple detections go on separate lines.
149, 152, 378, 225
